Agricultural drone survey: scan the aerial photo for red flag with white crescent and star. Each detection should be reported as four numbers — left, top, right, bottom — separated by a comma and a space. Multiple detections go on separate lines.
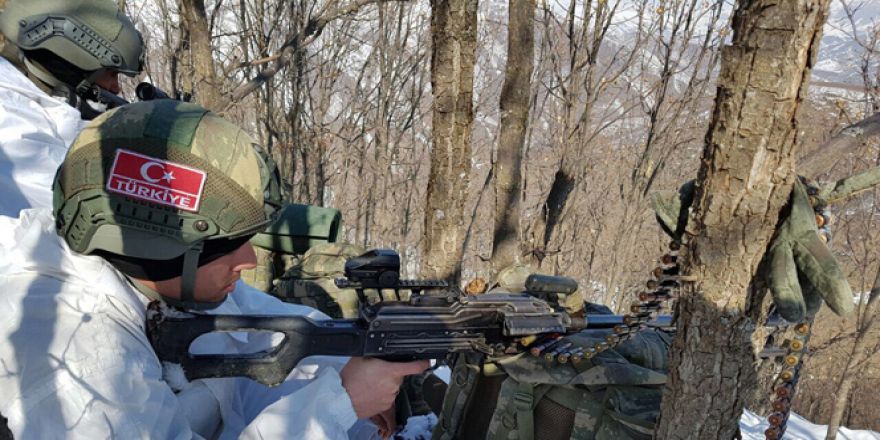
106, 149, 207, 211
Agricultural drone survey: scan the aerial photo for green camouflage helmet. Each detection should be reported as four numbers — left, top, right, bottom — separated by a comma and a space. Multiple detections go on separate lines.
494, 264, 586, 314
0, 0, 144, 82
53, 100, 282, 305
494, 264, 535, 292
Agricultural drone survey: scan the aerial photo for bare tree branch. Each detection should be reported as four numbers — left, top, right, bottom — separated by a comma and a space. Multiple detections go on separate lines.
222, 0, 408, 111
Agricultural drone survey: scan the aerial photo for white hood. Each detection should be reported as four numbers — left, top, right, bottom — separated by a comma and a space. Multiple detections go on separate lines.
0, 56, 85, 218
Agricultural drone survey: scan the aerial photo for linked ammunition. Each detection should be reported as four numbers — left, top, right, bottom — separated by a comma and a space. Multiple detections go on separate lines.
570, 348, 586, 363
788, 339, 804, 351
794, 323, 810, 335
652, 266, 679, 278
764, 426, 783, 440
544, 342, 573, 362
783, 354, 799, 367
768, 412, 787, 427
630, 302, 662, 314
557, 352, 571, 363
775, 383, 794, 398
624, 314, 652, 325
582, 346, 598, 359
613, 324, 635, 335
818, 228, 832, 244
815, 213, 825, 228
530, 336, 562, 357
605, 333, 631, 345
772, 398, 791, 413
661, 254, 677, 265
778, 370, 794, 382
594, 341, 610, 353
646, 279, 679, 290
638, 291, 674, 302
519, 335, 538, 347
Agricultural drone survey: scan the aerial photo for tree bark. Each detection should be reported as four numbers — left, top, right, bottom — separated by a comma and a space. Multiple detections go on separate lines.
177, 0, 223, 110
422, 0, 477, 281
490, 0, 535, 272
656, 1, 832, 439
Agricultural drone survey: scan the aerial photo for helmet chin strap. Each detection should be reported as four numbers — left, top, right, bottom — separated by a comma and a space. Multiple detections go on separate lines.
21, 56, 119, 119
22, 56, 77, 106
180, 242, 203, 305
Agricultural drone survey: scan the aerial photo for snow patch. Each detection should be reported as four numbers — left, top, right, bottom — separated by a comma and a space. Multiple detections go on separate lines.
161, 361, 190, 392
394, 414, 437, 440
740, 409, 880, 440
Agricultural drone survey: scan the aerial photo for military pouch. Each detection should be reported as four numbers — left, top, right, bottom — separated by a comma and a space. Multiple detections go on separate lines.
270, 242, 367, 318
437, 329, 671, 440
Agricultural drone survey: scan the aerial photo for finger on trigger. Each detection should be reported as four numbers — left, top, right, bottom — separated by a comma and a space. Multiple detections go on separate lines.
396, 359, 431, 376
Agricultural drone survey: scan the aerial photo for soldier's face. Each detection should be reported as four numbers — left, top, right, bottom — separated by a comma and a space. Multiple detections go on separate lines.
148, 242, 258, 303
94, 69, 122, 95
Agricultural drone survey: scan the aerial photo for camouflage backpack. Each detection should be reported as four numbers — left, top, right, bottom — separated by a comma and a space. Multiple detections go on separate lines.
270, 242, 366, 318
434, 266, 672, 440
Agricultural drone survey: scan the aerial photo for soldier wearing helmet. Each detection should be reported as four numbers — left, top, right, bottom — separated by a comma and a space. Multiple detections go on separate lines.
0, 101, 426, 438
0, 0, 145, 217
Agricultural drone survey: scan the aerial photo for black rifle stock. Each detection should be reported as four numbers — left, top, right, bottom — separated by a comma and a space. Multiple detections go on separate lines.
146, 249, 673, 386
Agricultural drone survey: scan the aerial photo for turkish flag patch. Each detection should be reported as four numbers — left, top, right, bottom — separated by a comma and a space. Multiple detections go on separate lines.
106, 149, 207, 212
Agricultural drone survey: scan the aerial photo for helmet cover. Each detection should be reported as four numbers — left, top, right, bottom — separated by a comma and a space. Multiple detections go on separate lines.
54, 100, 282, 262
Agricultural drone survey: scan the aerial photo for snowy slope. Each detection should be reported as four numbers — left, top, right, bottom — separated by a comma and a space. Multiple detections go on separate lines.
815, 1, 880, 85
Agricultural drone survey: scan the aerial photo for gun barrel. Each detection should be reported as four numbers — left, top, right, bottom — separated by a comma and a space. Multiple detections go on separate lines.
571, 314, 674, 330
136, 82, 171, 101
525, 274, 578, 294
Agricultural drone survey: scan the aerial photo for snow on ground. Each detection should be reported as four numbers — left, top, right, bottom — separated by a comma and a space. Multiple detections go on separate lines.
396, 366, 880, 439
394, 414, 437, 440
393, 410, 880, 439
740, 410, 880, 440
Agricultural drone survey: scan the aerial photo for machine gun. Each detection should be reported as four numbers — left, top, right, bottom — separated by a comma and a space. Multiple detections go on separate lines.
147, 249, 672, 386
82, 82, 191, 112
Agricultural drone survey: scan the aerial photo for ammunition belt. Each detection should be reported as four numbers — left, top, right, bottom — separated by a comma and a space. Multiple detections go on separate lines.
764, 177, 827, 439
523, 240, 681, 365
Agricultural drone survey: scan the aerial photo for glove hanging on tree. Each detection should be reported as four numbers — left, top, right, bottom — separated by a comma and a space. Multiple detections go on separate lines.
650, 179, 853, 322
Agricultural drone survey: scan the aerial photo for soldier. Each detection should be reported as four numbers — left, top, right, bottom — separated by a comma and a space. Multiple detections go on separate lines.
273, 242, 369, 318
0, 101, 427, 438
435, 264, 670, 440
0, 0, 144, 217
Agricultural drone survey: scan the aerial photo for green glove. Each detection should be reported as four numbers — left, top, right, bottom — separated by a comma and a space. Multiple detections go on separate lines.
651, 180, 854, 322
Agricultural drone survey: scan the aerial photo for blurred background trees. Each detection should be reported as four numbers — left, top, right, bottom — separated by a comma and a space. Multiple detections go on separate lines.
123, 0, 880, 432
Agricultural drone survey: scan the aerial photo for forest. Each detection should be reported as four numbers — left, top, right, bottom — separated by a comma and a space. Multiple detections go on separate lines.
109, 0, 879, 437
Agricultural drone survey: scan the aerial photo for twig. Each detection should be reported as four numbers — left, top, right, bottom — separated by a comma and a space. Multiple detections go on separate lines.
222, 0, 409, 112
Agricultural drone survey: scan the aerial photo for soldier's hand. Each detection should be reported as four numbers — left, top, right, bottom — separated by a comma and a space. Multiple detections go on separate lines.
650, 179, 853, 322
370, 407, 397, 439
341, 357, 430, 419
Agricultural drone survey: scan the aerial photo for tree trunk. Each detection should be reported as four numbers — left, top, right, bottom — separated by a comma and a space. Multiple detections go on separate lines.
490, 0, 535, 272
422, 0, 477, 281
655, 1, 832, 439
177, 0, 223, 110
